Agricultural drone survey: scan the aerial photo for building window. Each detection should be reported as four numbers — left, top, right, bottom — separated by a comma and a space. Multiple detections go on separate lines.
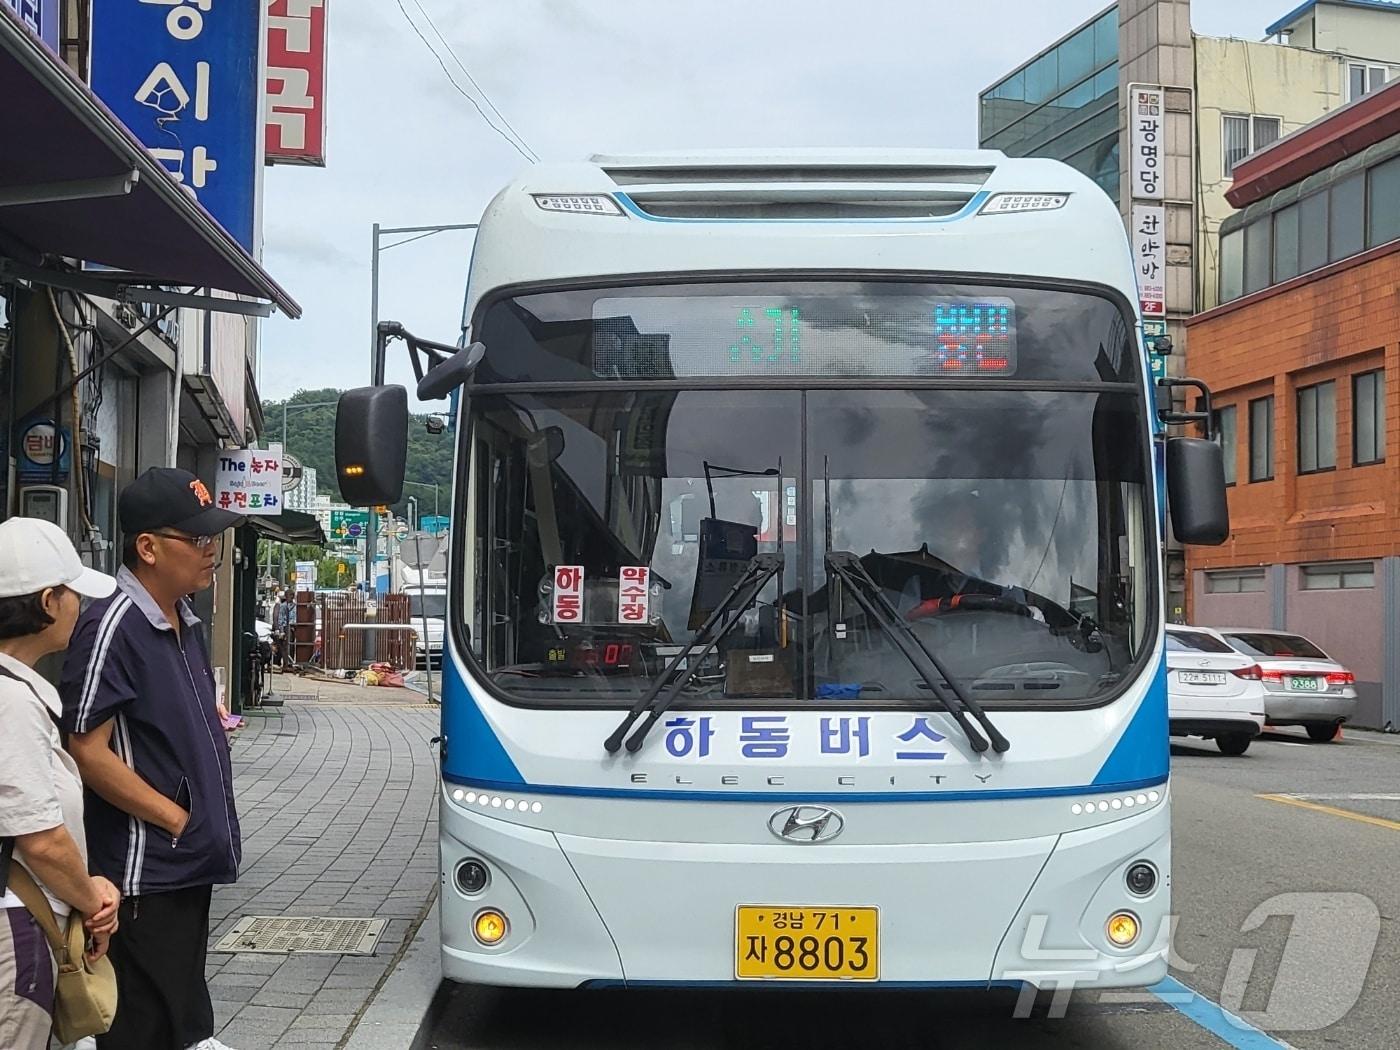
1223, 115, 1249, 174
1348, 64, 1388, 102
1273, 203, 1300, 282
1219, 228, 1244, 302
1367, 155, 1400, 247
1298, 191, 1330, 274
1250, 395, 1274, 482
1223, 114, 1283, 176
1253, 115, 1281, 152
1329, 173, 1365, 262
1213, 404, 1238, 485
1205, 569, 1266, 594
1244, 218, 1272, 294
1297, 381, 1337, 474
1354, 370, 1386, 466
1301, 562, 1376, 589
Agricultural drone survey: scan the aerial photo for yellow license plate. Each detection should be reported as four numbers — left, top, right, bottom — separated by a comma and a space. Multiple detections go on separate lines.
735, 906, 879, 981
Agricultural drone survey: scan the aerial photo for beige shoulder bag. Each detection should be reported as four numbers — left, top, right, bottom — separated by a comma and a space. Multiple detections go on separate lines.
7, 863, 118, 1042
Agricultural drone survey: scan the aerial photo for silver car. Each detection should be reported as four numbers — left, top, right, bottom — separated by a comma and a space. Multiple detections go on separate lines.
1213, 629, 1358, 742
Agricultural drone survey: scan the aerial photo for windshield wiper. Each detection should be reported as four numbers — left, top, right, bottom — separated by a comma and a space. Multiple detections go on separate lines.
604, 553, 784, 755
825, 551, 1010, 755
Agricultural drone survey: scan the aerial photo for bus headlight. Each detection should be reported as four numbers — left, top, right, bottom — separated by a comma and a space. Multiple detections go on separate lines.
1125, 862, 1158, 897
455, 859, 490, 896
1106, 911, 1141, 948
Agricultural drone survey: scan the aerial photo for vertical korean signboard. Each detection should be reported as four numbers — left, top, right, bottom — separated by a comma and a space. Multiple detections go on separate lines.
1131, 204, 1166, 320
1128, 84, 1167, 324
266, 0, 327, 166
2, 0, 60, 52
1129, 84, 1165, 201
91, 1, 261, 251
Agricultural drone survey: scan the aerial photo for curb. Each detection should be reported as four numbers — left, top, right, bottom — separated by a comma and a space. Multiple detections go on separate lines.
342, 897, 441, 1050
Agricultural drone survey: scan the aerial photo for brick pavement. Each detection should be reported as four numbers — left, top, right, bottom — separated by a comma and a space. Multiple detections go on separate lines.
205, 675, 441, 1050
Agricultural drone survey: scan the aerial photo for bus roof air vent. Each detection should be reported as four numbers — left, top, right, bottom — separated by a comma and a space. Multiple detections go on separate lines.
600, 164, 994, 187
619, 190, 980, 221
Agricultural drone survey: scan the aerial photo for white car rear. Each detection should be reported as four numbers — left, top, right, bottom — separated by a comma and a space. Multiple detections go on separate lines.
1165, 625, 1267, 755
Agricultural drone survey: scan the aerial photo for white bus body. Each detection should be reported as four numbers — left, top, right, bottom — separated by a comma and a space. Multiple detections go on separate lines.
434, 150, 1172, 991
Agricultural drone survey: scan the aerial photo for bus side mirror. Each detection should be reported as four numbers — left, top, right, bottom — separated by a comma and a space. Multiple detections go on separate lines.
418, 342, 485, 401
336, 385, 408, 506
1166, 437, 1229, 545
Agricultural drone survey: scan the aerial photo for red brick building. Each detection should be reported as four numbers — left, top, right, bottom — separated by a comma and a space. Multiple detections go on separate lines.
1185, 78, 1400, 731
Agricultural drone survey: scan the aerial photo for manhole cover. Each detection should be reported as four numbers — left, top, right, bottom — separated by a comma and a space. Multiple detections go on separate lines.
212, 916, 387, 955
280, 693, 317, 702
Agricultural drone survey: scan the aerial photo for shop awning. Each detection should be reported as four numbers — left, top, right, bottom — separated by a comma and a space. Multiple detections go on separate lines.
0, 11, 300, 318
244, 510, 326, 547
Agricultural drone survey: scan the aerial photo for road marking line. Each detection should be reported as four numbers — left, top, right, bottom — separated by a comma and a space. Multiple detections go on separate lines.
1257, 793, 1400, 831
1149, 977, 1298, 1049
1277, 793, 1400, 801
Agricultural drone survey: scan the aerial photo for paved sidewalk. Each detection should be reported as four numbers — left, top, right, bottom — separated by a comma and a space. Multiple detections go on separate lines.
205, 674, 441, 1050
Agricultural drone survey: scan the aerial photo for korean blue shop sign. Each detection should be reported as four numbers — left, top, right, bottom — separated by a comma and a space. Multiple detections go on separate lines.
91, 0, 259, 250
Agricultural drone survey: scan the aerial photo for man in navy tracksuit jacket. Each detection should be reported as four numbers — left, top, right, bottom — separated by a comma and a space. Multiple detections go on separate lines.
61, 468, 244, 1050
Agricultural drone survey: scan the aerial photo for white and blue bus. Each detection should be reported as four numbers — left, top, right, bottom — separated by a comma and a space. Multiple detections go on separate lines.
337, 150, 1228, 992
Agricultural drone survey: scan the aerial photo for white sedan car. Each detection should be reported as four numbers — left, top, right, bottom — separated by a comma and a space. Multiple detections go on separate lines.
1213, 629, 1358, 742
1166, 624, 1267, 755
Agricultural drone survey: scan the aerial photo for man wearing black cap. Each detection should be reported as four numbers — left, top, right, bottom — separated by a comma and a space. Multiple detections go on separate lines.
60, 467, 244, 1050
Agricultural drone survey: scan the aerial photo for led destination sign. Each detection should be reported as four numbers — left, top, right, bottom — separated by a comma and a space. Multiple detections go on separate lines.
592, 294, 1017, 378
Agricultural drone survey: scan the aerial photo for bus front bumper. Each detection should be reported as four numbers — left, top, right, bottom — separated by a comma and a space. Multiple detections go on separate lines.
438, 787, 1170, 990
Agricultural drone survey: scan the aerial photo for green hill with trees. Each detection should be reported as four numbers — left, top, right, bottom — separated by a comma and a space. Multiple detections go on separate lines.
262, 388, 455, 524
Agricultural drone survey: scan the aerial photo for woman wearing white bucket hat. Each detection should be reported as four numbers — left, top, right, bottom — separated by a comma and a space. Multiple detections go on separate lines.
0, 518, 121, 1049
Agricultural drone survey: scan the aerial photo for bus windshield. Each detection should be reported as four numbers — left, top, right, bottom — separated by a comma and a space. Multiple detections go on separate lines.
461, 281, 1152, 708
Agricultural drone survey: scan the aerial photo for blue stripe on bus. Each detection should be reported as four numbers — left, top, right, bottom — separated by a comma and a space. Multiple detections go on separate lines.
441, 662, 526, 786
441, 770, 1168, 805
1091, 658, 1169, 787
613, 190, 992, 224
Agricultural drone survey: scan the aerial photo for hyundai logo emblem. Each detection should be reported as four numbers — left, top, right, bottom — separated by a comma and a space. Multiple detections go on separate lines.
769, 806, 845, 843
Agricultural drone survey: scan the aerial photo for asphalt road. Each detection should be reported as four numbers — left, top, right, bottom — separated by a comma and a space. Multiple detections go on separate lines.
414, 727, 1400, 1049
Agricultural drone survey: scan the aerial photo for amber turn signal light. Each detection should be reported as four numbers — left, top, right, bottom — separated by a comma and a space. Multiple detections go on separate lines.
473, 909, 508, 945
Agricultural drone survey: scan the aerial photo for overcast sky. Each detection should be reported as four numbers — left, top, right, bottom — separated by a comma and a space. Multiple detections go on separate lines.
258, 0, 1297, 407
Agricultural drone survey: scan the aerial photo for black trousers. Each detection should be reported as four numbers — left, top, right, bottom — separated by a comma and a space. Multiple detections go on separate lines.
97, 884, 215, 1050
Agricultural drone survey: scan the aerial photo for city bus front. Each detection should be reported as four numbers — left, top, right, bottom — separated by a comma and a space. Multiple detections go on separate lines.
424, 276, 1180, 990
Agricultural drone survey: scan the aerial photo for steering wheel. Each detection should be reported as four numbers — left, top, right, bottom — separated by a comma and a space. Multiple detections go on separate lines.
906, 593, 1104, 653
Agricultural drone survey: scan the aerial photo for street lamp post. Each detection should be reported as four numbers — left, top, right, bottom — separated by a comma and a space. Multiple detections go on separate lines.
402, 480, 441, 528
367, 221, 477, 589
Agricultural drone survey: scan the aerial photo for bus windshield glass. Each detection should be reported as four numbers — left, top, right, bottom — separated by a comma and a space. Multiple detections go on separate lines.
461, 281, 1152, 707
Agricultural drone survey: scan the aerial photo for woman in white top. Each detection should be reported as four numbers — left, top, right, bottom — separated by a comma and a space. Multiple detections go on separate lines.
0, 518, 122, 1049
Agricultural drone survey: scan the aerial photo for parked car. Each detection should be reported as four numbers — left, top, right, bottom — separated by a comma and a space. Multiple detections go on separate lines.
1165, 624, 1267, 755
1211, 629, 1357, 742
